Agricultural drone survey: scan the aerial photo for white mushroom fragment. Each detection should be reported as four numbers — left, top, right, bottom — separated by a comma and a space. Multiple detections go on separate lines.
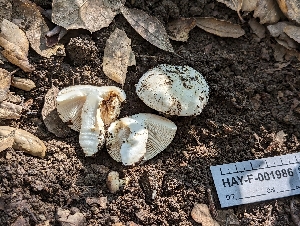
106, 113, 177, 165
136, 64, 209, 116
56, 85, 126, 156
106, 171, 129, 193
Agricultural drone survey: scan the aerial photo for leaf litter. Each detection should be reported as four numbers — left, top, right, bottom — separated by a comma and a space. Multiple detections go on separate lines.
120, 7, 174, 53
103, 28, 136, 85
0, 19, 34, 72
52, 0, 125, 33
51, 0, 174, 53
12, 0, 65, 58
196, 17, 245, 38
168, 18, 196, 42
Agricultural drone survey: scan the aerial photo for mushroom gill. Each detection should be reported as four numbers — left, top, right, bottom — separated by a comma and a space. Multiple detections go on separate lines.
56, 85, 126, 156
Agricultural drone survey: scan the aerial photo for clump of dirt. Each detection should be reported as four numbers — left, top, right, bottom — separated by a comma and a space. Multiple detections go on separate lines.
1, 0, 300, 225
66, 35, 100, 66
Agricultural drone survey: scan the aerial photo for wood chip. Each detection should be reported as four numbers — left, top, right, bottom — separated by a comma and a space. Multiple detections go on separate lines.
121, 7, 174, 53
103, 28, 135, 85
195, 17, 245, 38
168, 18, 196, 42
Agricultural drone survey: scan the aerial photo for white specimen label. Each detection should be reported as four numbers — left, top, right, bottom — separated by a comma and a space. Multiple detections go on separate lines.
210, 153, 300, 208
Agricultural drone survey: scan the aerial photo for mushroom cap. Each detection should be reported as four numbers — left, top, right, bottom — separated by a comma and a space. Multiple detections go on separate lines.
136, 64, 209, 116
106, 113, 177, 165
56, 85, 126, 131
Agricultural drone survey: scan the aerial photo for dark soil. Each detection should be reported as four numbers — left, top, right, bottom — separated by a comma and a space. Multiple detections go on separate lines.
1, 0, 300, 225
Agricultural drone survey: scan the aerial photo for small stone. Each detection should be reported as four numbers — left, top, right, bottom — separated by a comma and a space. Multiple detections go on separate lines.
56, 207, 86, 226
38, 214, 46, 221
6, 152, 12, 159
85, 196, 107, 208
191, 203, 220, 226
11, 216, 29, 226
99, 197, 108, 209
112, 223, 123, 226
126, 221, 139, 226
215, 209, 239, 225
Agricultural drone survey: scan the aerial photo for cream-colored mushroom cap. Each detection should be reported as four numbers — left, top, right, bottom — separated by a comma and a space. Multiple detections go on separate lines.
136, 64, 209, 116
56, 85, 126, 156
106, 113, 177, 165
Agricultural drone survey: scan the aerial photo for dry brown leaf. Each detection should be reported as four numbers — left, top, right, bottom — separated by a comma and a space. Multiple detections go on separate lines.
253, 0, 281, 24
52, 0, 124, 32
0, 68, 11, 102
13, 0, 65, 58
271, 42, 300, 61
216, 0, 244, 21
267, 22, 298, 50
267, 22, 291, 37
284, 25, 300, 44
11, 77, 36, 91
121, 7, 174, 53
0, 101, 22, 119
242, 0, 259, 11
168, 18, 196, 42
42, 86, 72, 138
275, 35, 298, 50
0, 126, 46, 158
6, 93, 22, 104
0, 127, 14, 152
195, 17, 245, 38
103, 28, 135, 85
0, 19, 34, 72
0, 0, 12, 23
248, 18, 266, 39
277, 0, 300, 24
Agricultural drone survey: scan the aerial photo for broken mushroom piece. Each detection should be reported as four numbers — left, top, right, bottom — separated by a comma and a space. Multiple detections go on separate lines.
136, 64, 209, 116
106, 171, 129, 193
106, 113, 177, 165
56, 85, 126, 156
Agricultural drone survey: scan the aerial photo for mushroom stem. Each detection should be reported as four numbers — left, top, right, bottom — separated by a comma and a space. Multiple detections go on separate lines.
79, 93, 104, 156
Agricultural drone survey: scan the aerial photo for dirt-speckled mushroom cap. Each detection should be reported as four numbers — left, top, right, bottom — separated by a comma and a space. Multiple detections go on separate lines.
106, 113, 177, 165
136, 64, 209, 116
